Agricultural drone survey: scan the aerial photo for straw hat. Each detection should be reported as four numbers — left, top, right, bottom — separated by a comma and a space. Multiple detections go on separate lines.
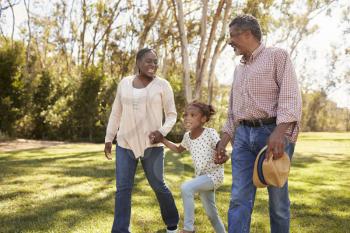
253, 145, 290, 188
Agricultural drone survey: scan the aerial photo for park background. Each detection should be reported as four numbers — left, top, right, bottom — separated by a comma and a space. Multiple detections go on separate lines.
0, 0, 349, 232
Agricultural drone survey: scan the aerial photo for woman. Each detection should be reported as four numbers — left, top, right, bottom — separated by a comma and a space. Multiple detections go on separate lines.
104, 48, 179, 233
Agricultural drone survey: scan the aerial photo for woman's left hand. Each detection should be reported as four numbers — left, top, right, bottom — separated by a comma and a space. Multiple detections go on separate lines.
149, 131, 164, 144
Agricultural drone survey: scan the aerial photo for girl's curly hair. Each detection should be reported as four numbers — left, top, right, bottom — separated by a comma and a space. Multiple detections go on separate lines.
188, 101, 216, 122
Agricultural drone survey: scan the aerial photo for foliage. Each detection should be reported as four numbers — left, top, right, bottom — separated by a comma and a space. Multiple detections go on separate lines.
0, 41, 25, 136
67, 66, 107, 142
30, 71, 55, 139
0, 0, 349, 142
301, 90, 350, 131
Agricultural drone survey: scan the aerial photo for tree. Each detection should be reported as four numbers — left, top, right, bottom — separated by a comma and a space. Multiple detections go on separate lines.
0, 41, 25, 136
31, 70, 54, 139
171, 0, 192, 102
23, 0, 32, 71
269, 0, 337, 59
69, 66, 106, 141
208, 0, 232, 104
1, 0, 20, 45
0, 0, 348, 142
170, 0, 233, 102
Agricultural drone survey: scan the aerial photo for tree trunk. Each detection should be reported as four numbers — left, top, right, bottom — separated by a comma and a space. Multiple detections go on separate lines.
24, 0, 32, 71
137, 0, 164, 51
80, 0, 87, 67
6, 0, 16, 47
194, 0, 225, 100
172, 0, 192, 103
194, 0, 208, 100
131, 0, 164, 74
208, 0, 232, 104
100, 1, 122, 72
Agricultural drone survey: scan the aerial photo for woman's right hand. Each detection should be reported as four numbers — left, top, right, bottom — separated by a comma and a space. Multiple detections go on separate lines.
104, 142, 112, 160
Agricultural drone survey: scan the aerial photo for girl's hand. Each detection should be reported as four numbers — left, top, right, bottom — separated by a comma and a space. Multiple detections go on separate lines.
104, 142, 112, 160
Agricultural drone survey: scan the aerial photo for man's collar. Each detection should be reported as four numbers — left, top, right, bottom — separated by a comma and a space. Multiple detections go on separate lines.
240, 42, 265, 64
251, 42, 265, 60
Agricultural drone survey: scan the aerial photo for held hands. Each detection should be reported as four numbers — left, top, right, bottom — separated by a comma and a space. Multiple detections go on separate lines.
149, 130, 164, 144
104, 142, 112, 160
214, 141, 230, 164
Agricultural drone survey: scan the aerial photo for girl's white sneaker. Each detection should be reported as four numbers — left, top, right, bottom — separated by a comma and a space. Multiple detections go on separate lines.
166, 228, 178, 233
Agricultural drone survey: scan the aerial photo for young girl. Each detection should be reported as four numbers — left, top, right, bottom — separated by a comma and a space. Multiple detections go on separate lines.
162, 101, 226, 233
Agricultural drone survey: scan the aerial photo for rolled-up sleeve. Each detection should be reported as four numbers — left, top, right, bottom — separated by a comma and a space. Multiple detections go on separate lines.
222, 83, 235, 138
275, 49, 302, 134
158, 80, 177, 136
105, 83, 123, 143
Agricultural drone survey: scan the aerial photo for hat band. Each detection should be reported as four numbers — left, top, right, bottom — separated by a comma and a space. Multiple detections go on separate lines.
257, 146, 268, 185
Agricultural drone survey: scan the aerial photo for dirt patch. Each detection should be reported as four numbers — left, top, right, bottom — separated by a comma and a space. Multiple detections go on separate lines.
0, 139, 66, 152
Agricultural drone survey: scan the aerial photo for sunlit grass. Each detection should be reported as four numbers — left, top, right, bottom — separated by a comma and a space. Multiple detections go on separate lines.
0, 132, 349, 233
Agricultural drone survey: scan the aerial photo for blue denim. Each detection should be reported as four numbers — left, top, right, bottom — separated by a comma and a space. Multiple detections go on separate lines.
111, 146, 179, 233
228, 124, 295, 233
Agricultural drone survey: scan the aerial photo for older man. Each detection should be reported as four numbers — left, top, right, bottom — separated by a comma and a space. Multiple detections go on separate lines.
216, 15, 302, 233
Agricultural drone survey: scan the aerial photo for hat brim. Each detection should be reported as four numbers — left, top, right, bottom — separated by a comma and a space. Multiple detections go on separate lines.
253, 145, 290, 188
253, 145, 268, 188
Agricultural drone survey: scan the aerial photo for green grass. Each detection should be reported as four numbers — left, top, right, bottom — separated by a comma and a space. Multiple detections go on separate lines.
0, 132, 349, 233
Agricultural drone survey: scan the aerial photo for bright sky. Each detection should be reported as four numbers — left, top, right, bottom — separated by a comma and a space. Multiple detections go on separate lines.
1, 1, 349, 108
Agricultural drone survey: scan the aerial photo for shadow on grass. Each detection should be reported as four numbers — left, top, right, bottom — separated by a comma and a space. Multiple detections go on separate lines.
0, 190, 34, 202
1, 151, 100, 165
1, 147, 194, 181
155, 230, 166, 233
0, 151, 103, 182
333, 159, 350, 168
47, 149, 193, 181
248, 188, 350, 233
291, 194, 350, 233
52, 165, 115, 178
251, 184, 350, 233
0, 188, 115, 233
1, 138, 350, 232
0, 146, 64, 154
164, 150, 194, 174
291, 152, 321, 168
0, 147, 193, 233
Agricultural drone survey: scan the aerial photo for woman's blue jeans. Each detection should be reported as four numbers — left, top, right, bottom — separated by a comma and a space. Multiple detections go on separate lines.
111, 146, 179, 233
228, 124, 295, 233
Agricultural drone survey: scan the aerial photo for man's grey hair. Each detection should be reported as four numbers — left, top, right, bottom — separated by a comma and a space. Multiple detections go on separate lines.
229, 14, 262, 41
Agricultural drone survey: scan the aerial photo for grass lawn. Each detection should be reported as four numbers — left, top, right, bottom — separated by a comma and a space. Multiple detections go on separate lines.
0, 132, 349, 233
